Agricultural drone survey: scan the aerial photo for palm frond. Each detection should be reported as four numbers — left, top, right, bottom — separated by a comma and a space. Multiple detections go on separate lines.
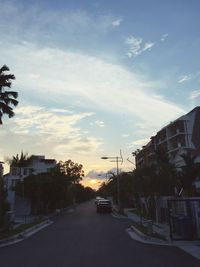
0, 65, 9, 74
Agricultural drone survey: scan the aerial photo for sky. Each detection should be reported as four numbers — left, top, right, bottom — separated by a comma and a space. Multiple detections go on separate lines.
1, 0, 200, 189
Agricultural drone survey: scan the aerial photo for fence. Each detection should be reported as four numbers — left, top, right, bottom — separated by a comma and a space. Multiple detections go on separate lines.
167, 198, 200, 240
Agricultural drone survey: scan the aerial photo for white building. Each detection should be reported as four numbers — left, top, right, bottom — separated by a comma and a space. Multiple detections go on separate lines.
136, 106, 200, 169
4, 155, 56, 215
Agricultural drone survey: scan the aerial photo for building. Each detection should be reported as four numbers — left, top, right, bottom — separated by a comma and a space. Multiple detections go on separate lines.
4, 155, 56, 215
0, 161, 3, 178
135, 107, 200, 169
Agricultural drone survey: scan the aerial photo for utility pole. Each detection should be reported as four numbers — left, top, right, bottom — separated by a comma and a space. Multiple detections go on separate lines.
101, 150, 123, 212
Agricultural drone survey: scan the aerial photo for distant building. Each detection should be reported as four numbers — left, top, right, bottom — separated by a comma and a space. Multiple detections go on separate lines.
135, 106, 200, 169
4, 155, 56, 215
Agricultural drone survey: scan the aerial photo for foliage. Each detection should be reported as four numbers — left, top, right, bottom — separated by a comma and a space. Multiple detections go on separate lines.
0, 176, 10, 227
14, 160, 93, 214
0, 65, 18, 124
179, 151, 199, 196
7, 152, 32, 171
58, 160, 84, 184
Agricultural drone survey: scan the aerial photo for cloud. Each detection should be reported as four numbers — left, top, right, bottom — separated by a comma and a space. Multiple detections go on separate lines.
125, 36, 155, 58
129, 138, 150, 148
0, 41, 184, 135
122, 134, 130, 138
0, 1, 122, 48
112, 18, 123, 27
86, 169, 116, 179
0, 105, 103, 163
86, 170, 105, 179
178, 74, 192, 83
161, 33, 168, 42
190, 90, 200, 100
143, 42, 155, 51
95, 120, 105, 127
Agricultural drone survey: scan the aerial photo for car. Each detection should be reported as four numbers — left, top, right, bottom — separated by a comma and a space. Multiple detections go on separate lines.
96, 199, 112, 213
95, 196, 104, 204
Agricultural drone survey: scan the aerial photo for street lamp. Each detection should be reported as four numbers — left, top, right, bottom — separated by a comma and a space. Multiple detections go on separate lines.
101, 152, 123, 211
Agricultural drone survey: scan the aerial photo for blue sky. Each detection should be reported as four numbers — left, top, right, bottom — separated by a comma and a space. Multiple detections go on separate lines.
1, 0, 200, 188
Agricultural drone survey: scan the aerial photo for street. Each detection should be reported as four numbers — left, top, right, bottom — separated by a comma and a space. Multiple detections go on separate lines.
0, 201, 199, 267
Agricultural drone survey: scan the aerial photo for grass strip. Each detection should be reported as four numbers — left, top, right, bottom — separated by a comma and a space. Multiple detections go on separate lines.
0, 218, 45, 240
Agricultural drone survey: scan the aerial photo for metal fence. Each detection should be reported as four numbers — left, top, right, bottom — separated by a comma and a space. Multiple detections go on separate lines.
167, 198, 200, 240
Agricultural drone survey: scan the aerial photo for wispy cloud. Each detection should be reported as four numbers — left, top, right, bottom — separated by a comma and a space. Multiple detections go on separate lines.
122, 134, 130, 138
178, 74, 192, 83
95, 120, 105, 127
125, 36, 155, 58
161, 33, 168, 42
0, 1, 121, 49
190, 90, 200, 100
0, 41, 183, 134
112, 18, 123, 27
129, 138, 150, 148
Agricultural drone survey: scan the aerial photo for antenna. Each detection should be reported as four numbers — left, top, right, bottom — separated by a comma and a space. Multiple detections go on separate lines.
120, 149, 123, 165
127, 157, 135, 166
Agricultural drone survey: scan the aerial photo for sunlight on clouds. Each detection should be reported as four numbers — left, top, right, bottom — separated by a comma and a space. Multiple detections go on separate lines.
0, 41, 184, 134
129, 138, 150, 148
13, 106, 93, 140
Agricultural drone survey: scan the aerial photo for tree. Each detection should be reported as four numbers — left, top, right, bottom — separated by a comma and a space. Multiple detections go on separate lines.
180, 151, 199, 196
7, 152, 32, 177
58, 160, 84, 184
14, 159, 86, 214
153, 146, 177, 195
0, 65, 18, 124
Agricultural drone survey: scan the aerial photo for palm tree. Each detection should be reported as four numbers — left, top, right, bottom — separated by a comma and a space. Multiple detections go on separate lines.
0, 65, 18, 124
8, 152, 32, 177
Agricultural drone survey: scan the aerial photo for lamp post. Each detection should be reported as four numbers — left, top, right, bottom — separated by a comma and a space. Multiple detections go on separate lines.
101, 153, 123, 211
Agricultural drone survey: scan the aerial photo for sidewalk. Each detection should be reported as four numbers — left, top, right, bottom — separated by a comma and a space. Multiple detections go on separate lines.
116, 208, 200, 261
0, 219, 53, 248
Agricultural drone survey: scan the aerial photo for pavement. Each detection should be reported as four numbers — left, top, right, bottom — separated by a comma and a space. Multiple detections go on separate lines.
1, 200, 200, 267
0, 203, 200, 264
113, 208, 200, 261
0, 207, 75, 248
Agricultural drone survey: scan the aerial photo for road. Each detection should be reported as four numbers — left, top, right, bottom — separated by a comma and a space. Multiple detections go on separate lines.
0, 200, 199, 267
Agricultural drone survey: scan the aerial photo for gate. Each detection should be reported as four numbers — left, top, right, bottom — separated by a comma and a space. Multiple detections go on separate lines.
167, 198, 200, 240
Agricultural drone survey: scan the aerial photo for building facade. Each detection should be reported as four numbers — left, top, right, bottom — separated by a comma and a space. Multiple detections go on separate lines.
4, 155, 56, 215
135, 107, 200, 169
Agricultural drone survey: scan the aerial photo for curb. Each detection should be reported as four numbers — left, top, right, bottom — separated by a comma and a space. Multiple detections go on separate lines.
0, 219, 53, 248
127, 225, 200, 260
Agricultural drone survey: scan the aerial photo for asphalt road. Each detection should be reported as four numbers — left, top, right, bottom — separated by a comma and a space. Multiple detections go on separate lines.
0, 200, 199, 267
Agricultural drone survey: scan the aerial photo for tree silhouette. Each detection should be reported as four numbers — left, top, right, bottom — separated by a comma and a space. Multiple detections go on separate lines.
180, 151, 199, 196
0, 65, 18, 124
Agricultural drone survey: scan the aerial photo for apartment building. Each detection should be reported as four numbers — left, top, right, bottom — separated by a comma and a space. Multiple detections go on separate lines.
135, 106, 200, 169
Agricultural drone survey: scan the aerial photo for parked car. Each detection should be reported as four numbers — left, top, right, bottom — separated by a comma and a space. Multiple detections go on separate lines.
96, 199, 112, 213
